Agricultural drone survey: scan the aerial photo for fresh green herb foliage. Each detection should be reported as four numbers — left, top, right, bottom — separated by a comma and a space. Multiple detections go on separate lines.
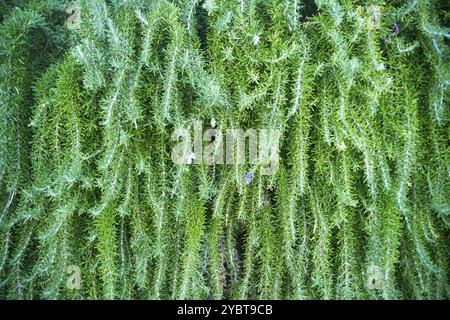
0, 0, 448, 299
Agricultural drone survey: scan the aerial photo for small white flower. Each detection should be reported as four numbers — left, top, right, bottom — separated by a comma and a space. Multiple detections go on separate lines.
211, 117, 216, 128
252, 35, 260, 46
186, 152, 196, 165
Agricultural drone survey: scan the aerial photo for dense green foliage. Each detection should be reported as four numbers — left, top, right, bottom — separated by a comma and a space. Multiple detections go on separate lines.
0, 0, 449, 299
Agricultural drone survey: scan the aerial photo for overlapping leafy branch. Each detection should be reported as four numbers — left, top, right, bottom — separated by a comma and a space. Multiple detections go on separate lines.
0, 0, 448, 299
